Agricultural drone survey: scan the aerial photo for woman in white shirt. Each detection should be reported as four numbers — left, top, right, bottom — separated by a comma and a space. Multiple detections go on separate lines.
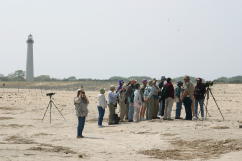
133, 83, 142, 122
97, 88, 107, 127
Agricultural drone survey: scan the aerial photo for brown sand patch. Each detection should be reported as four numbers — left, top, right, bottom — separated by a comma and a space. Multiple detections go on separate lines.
0, 106, 19, 111
0, 117, 14, 120
4, 135, 36, 144
161, 133, 177, 137
139, 139, 242, 160
0, 124, 33, 128
32, 133, 54, 137
212, 126, 230, 129
28, 143, 77, 155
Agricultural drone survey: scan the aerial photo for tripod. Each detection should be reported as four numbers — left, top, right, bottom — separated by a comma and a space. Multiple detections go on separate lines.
204, 87, 225, 120
42, 94, 65, 123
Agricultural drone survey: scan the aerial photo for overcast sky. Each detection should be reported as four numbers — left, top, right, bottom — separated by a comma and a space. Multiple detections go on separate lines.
0, 0, 241, 80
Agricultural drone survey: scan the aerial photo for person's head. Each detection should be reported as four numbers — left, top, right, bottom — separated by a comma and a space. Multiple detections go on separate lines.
160, 76, 166, 81
177, 81, 183, 87
135, 83, 140, 89
100, 88, 105, 94
110, 85, 116, 92
118, 80, 124, 86
184, 75, 190, 83
77, 89, 84, 97
130, 80, 137, 85
142, 79, 148, 86
166, 78, 172, 83
148, 80, 153, 86
153, 78, 157, 84
196, 78, 202, 84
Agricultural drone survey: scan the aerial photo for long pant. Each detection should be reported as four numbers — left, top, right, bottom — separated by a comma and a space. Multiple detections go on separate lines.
158, 99, 165, 116
125, 103, 129, 120
164, 97, 174, 119
175, 102, 182, 118
140, 102, 147, 120
133, 104, 141, 122
194, 99, 205, 118
97, 106, 105, 126
183, 97, 192, 120
149, 97, 155, 119
119, 102, 127, 121
152, 98, 159, 118
128, 103, 134, 121
146, 100, 152, 120
77, 116, 86, 137
108, 104, 115, 124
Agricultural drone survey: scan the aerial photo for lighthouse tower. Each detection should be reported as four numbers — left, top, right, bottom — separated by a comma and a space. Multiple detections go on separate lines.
26, 34, 34, 81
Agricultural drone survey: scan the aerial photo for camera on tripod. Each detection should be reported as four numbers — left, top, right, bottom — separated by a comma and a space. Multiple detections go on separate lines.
205, 81, 214, 87
46, 92, 55, 97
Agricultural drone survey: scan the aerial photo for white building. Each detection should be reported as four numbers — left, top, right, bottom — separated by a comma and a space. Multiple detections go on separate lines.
26, 34, 34, 81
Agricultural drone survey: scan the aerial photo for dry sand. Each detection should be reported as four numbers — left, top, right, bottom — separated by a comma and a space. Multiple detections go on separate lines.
0, 84, 242, 161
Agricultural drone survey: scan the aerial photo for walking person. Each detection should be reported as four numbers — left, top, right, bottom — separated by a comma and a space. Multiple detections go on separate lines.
175, 81, 184, 119
181, 76, 195, 120
97, 88, 107, 127
163, 78, 175, 120
140, 80, 148, 121
108, 85, 118, 125
194, 78, 206, 120
133, 83, 142, 122
74, 89, 89, 138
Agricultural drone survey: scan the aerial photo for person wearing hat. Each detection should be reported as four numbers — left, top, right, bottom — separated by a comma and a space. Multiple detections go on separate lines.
118, 86, 128, 122
133, 83, 142, 122
97, 88, 107, 127
74, 89, 89, 138
108, 85, 118, 125
194, 78, 206, 120
116, 80, 124, 94
140, 80, 148, 121
181, 76, 195, 120
175, 81, 184, 119
126, 80, 136, 122
144, 80, 153, 120
151, 78, 160, 119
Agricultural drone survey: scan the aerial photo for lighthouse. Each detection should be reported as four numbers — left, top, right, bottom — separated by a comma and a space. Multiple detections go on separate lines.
26, 34, 34, 81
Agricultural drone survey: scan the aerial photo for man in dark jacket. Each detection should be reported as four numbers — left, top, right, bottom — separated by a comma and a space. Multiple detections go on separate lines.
158, 76, 166, 117
163, 78, 174, 120
194, 78, 206, 120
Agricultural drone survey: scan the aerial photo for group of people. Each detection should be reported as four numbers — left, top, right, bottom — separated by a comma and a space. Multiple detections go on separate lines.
73, 75, 208, 138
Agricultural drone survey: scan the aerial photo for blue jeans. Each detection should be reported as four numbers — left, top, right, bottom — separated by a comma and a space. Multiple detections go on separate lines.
194, 99, 204, 118
128, 103, 134, 121
77, 117, 86, 137
97, 106, 105, 126
175, 102, 182, 118
158, 99, 165, 116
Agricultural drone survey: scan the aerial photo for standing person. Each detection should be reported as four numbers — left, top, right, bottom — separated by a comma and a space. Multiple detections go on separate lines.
74, 89, 89, 138
181, 76, 195, 120
116, 80, 124, 93
158, 76, 166, 117
194, 78, 206, 120
151, 79, 159, 119
108, 85, 118, 125
144, 80, 153, 120
118, 87, 127, 122
175, 81, 184, 119
126, 80, 136, 122
97, 88, 107, 127
163, 78, 175, 120
133, 83, 142, 122
140, 80, 148, 121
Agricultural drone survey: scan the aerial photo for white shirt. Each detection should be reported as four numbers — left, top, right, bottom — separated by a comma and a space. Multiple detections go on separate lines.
97, 94, 107, 109
134, 89, 142, 105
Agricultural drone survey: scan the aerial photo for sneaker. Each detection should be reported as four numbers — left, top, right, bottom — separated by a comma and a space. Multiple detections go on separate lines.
77, 135, 84, 139
98, 125, 103, 128
201, 117, 205, 121
193, 116, 198, 120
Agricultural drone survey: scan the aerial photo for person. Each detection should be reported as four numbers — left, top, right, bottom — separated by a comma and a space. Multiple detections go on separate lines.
116, 80, 124, 93
126, 80, 136, 122
144, 80, 153, 120
163, 78, 175, 120
151, 79, 160, 119
194, 78, 206, 120
181, 76, 195, 120
158, 76, 166, 117
118, 87, 127, 122
140, 80, 148, 121
97, 88, 107, 127
175, 81, 184, 119
74, 89, 89, 138
108, 85, 118, 125
133, 83, 142, 122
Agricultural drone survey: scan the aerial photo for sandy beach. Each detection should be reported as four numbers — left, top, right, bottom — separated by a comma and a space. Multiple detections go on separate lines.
0, 84, 242, 161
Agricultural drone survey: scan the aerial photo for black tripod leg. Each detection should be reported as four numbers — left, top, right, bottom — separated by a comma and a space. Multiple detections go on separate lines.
50, 102, 52, 124
51, 101, 66, 120
209, 89, 225, 120
42, 102, 50, 121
